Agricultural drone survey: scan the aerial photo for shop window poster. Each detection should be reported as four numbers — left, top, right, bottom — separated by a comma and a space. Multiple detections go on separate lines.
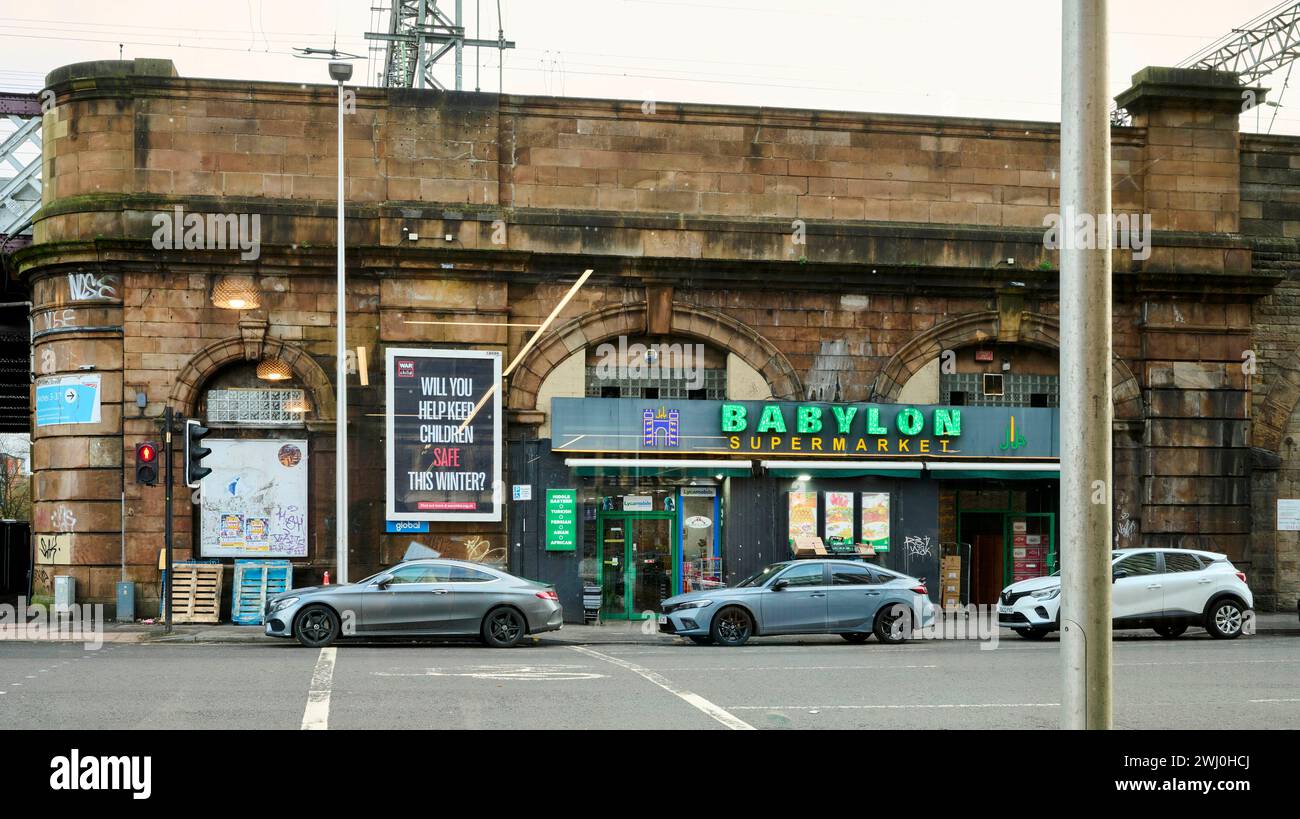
860, 492, 891, 552
824, 491, 854, 548
200, 439, 309, 558
788, 490, 818, 545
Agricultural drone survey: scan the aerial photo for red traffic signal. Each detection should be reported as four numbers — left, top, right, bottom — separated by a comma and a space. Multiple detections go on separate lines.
135, 441, 159, 485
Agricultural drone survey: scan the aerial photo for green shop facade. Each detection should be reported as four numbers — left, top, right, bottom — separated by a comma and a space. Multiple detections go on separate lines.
508, 398, 1060, 622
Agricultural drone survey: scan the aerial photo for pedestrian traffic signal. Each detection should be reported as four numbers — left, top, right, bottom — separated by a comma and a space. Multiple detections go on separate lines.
184, 419, 212, 488
135, 441, 159, 486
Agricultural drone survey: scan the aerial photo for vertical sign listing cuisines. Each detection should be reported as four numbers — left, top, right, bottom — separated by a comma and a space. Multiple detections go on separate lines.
545, 489, 577, 551
386, 348, 503, 522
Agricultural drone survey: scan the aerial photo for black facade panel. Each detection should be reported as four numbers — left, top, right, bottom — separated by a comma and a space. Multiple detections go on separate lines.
508, 438, 585, 623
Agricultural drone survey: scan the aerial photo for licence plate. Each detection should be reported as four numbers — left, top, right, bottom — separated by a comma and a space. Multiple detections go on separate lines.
657, 615, 668, 625
997, 605, 1013, 615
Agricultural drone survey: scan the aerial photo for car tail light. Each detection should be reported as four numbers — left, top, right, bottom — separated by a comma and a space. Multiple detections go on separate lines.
1235, 571, 1247, 585
910, 584, 927, 595
536, 589, 559, 601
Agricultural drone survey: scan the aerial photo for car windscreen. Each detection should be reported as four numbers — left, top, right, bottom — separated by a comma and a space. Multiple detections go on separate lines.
736, 563, 788, 587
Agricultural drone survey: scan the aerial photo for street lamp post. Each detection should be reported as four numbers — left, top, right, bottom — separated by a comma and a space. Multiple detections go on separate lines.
329, 61, 352, 584
1060, 0, 1113, 729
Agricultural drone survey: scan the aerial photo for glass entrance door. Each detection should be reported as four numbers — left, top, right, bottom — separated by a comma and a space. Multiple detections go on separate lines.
598, 512, 676, 619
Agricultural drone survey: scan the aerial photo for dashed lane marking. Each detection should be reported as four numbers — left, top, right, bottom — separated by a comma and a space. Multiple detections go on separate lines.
301, 647, 336, 731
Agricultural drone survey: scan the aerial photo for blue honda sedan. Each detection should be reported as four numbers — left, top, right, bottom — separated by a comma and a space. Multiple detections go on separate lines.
658, 559, 935, 646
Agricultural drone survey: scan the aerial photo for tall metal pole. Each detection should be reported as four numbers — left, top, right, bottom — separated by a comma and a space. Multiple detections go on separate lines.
1060, 0, 1113, 730
335, 77, 350, 585
163, 406, 173, 633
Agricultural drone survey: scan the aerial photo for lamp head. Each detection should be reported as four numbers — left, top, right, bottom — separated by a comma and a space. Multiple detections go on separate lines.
328, 61, 353, 83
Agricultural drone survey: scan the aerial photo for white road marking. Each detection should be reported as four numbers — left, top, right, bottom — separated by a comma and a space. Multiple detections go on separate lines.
570, 645, 755, 730
729, 702, 1060, 711
1116, 659, 1299, 667
1248, 698, 1300, 703
301, 647, 337, 731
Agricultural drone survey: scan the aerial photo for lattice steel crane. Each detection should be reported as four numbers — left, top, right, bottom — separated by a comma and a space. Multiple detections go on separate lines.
1113, 1, 1300, 126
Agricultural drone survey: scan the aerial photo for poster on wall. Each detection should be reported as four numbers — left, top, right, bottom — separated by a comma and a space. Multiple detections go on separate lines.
200, 439, 309, 558
860, 492, 891, 552
788, 491, 818, 545
824, 491, 855, 551
35, 374, 101, 427
386, 348, 503, 522
1279, 499, 1300, 530
546, 489, 577, 551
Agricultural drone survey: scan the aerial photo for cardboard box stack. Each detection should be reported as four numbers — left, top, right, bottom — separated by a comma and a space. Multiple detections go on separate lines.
941, 554, 962, 609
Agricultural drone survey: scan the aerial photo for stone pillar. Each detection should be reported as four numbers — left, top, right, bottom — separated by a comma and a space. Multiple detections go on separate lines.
29, 270, 126, 607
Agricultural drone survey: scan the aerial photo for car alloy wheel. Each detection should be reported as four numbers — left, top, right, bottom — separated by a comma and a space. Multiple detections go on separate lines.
710, 607, 752, 647
483, 608, 525, 648
295, 605, 339, 648
1209, 601, 1243, 639
874, 604, 912, 644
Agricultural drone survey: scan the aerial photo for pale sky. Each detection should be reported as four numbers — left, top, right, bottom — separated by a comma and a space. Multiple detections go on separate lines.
0, 0, 1297, 133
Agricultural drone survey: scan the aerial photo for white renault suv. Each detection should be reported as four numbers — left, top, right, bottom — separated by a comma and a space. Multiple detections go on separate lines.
997, 548, 1253, 640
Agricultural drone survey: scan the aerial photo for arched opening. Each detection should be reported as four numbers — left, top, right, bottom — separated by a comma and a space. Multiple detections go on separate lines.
188, 361, 314, 590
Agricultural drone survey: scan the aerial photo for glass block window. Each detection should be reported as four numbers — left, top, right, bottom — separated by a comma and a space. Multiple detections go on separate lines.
585, 367, 727, 400
940, 373, 1059, 408
206, 388, 308, 427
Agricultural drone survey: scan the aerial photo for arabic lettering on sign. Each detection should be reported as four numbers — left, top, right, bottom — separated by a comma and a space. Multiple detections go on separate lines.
999, 415, 1026, 451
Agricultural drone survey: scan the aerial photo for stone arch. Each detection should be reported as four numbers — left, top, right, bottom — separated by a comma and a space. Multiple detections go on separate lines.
872, 310, 1142, 421
507, 302, 802, 410
168, 332, 336, 421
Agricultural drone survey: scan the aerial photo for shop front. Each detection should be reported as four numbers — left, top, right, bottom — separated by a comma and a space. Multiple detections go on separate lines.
511, 398, 1060, 622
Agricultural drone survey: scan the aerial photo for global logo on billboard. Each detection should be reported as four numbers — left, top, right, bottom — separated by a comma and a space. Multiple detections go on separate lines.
643, 406, 680, 448
396, 359, 415, 378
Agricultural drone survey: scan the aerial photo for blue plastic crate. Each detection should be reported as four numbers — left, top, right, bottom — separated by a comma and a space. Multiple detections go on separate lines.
231, 560, 293, 625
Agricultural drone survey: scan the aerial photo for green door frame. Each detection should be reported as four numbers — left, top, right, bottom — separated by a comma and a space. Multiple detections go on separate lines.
596, 509, 678, 620
956, 506, 1057, 586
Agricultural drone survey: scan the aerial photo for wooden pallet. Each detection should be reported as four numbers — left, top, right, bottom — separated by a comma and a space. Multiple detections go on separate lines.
171, 562, 224, 624
231, 561, 292, 625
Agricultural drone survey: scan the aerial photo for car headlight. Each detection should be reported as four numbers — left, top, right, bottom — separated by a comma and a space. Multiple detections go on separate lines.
269, 596, 301, 612
1030, 588, 1060, 600
674, 599, 714, 611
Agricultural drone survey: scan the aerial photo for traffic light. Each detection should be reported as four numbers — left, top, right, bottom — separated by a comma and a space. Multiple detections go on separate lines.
134, 441, 159, 485
184, 418, 212, 488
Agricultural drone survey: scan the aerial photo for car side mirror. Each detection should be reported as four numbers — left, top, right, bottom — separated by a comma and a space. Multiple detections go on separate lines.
374, 573, 394, 589
1112, 570, 1127, 583
772, 579, 789, 591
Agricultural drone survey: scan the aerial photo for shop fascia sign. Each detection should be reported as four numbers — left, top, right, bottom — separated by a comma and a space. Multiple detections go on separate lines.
721, 401, 961, 455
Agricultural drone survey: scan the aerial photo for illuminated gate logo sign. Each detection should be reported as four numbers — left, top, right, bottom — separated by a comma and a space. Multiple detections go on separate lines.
643, 406, 680, 447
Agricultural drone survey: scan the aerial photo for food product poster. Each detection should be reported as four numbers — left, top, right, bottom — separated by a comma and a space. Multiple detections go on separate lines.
200, 439, 308, 558
859, 492, 891, 552
824, 491, 854, 547
788, 490, 818, 545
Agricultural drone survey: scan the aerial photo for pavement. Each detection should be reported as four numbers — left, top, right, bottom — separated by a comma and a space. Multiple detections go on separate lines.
1, 631, 1296, 729
4, 610, 1297, 645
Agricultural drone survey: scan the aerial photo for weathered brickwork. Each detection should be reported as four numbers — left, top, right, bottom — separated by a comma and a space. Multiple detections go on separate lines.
17, 58, 1299, 611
